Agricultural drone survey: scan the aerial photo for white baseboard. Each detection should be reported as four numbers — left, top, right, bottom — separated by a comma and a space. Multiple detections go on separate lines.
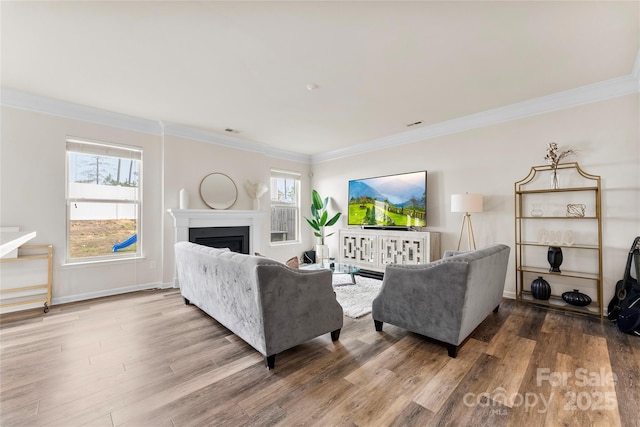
51, 281, 174, 306
0, 301, 46, 314
13, 283, 512, 312
502, 290, 516, 300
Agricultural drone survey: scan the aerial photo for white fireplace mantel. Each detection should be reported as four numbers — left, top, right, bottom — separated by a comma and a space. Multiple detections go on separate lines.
167, 209, 266, 255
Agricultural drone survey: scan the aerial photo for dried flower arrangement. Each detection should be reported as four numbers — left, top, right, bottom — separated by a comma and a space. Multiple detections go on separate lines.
245, 180, 269, 210
544, 142, 574, 169
544, 142, 575, 189
244, 180, 268, 199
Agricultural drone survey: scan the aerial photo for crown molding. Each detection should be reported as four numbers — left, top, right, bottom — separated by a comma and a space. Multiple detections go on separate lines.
3, 61, 638, 166
162, 121, 266, 154
0, 88, 311, 163
0, 88, 163, 135
310, 71, 640, 164
161, 121, 312, 163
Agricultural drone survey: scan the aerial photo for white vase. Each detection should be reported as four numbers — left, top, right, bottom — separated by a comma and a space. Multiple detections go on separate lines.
179, 188, 189, 209
315, 244, 329, 265
253, 198, 260, 211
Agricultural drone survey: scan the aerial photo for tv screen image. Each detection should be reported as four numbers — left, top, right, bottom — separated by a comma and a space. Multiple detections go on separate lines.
348, 171, 427, 227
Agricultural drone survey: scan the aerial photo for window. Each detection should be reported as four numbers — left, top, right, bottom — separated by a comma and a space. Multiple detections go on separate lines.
270, 170, 300, 244
66, 139, 142, 261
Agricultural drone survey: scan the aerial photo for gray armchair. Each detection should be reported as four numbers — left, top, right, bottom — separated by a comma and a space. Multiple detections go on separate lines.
372, 244, 510, 357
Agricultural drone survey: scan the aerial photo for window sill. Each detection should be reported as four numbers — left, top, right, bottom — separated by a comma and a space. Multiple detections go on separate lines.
62, 255, 146, 268
269, 240, 301, 247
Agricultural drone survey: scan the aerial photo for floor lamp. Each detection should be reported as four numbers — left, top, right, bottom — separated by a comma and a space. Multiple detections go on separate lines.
451, 193, 483, 251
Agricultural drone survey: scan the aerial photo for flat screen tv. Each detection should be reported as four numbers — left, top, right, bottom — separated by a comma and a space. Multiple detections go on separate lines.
348, 171, 427, 227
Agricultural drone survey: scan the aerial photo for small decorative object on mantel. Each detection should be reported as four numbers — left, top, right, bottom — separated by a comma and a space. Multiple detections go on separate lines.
531, 276, 551, 300
547, 246, 563, 272
544, 142, 574, 189
562, 289, 592, 307
566, 204, 586, 217
244, 180, 269, 211
179, 188, 189, 209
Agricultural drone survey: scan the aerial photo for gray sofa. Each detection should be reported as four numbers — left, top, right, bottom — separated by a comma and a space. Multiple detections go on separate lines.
174, 242, 343, 369
372, 244, 510, 357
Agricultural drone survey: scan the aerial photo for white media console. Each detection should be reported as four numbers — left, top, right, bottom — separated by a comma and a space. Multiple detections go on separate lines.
339, 228, 440, 273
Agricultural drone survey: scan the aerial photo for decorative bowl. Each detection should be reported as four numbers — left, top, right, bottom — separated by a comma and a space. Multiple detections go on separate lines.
562, 289, 591, 307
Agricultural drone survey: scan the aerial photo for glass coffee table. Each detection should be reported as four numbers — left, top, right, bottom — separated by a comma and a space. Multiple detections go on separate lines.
300, 262, 360, 284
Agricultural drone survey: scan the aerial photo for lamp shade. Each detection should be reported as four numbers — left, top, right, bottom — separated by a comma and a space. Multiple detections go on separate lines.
451, 193, 483, 213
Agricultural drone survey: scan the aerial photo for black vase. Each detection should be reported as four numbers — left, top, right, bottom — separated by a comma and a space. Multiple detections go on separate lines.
547, 246, 563, 273
531, 276, 551, 300
562, 289, 592, 307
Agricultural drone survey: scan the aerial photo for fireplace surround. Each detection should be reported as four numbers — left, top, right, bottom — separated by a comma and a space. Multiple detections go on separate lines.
167, 209, 266, 284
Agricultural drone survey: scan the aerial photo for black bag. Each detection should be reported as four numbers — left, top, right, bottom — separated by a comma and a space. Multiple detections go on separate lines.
608, 236, 640, 336
617, 296, 640, 336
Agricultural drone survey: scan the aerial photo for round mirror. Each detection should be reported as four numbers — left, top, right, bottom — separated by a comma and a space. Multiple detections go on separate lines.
200, 173, 238, 209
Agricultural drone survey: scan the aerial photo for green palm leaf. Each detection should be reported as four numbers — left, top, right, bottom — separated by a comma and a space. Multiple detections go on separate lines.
304, 189, 342, 245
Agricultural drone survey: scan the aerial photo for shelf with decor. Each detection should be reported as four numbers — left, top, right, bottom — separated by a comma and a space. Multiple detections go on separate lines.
518, 290, 601, 316
517, 242, 599, 250
514, 162, 603, 319
517, 266, 600, 281
0, 244, 53, 313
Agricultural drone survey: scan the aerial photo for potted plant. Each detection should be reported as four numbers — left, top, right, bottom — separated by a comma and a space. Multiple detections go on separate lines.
305, 189, 342, 263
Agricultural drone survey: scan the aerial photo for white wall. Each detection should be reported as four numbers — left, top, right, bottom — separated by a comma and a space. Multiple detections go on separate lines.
0, 107, 163, 303
311, 94, 640, 302
161, 134, 313, 284
1, 106, 314, 303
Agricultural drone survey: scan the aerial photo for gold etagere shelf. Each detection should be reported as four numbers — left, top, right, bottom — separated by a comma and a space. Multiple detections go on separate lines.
514, 162, 603, 319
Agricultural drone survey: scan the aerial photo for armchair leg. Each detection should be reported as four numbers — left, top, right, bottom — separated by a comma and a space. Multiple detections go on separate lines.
265, 355, 275, 370
374, 320, 383, 331
331, 329, 341, 341
447, 344, 459, 358
183, 297, 191, 305
493, 304, 500, 313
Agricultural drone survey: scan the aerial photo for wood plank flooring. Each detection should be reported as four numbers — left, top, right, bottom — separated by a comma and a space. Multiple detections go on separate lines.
1, 289, 639, 427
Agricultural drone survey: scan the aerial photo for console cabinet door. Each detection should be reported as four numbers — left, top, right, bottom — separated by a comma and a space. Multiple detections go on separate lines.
339, 229, 439, 272
341, 232, 376, 268
379, 236, 426, 267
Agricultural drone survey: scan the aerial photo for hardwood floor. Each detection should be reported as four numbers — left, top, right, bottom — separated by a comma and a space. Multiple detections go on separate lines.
1, 289, 638, 427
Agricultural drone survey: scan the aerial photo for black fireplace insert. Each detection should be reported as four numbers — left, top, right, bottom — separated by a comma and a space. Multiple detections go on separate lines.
188, 226, 250, 254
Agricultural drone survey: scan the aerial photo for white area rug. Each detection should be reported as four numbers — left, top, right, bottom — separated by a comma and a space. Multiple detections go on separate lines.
332, 275, 383, 318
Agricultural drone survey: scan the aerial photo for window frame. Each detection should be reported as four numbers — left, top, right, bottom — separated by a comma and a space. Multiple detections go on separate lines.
269, 169, 301, 245
65, 138, 143, 264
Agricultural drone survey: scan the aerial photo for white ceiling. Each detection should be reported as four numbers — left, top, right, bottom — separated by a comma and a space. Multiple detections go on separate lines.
2, 1, 639, 157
